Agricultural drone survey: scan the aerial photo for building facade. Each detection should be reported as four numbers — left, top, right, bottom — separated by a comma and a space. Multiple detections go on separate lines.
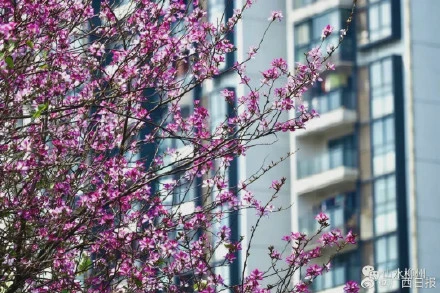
121, 0, 440, 291
287, 0, 440, 292
147, 0, 291, 289
201, 0, 292, 288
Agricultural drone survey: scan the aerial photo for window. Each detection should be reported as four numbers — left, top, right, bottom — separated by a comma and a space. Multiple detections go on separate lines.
313, 252, 359, 291
294, 10, 347, 62
208, 0, 233, 71
304, 74, 353, 114
372, 117, 395, 176
159, 177, 175, 208
312, 11, 340, 48
369, 57, 401, 175
294, 22, 311, 62
375, 234, 398, 270
357, 0, 399, 46
306, 193, 357, 234
209, 88, 231, 135
176, 273, 195, 293
374, 175, 397, 235
328, 135, 356, 169
369, 0, 392, 42
173, 173, 196, 204
293, 0, 315, 9
375, 234, 400, 292
370, 58, 393, 119
208, 0, 225, 25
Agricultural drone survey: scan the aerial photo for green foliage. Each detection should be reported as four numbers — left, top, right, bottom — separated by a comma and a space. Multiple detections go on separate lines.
32, 103, 49, 119
5, 56, 13, 69
78, 254, 92, 272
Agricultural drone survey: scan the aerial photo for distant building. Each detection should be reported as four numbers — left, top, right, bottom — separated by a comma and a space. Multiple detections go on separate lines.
201, 0, 292, 288
288, 0, 440, 292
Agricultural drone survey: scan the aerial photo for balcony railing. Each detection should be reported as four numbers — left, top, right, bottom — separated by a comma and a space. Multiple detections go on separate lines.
295, 30, 355, 64
306, 88, 355, 115
293, 0, 316, 9
297, 148, 356, 179
312, 263, 360, 292
299, 205, 358, 236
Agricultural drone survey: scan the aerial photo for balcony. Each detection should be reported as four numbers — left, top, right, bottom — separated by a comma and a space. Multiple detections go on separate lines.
293, 8, 355, 70
299, 205, 358, 236
296, 89, 356, 137
311, 255, 360, 292
291, 0, 354, 21
296, 148, 358, 195
298, 248, 360, 292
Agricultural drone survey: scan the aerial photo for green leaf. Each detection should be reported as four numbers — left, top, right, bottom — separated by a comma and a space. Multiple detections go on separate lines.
78, 255, 92, 272
61, 290, 70, 293
155, 258, 165, 266
5, 56, 13, 69
134, 278, 142, 288
224, 243, 234, 250
26, 40, 34, 49
8, 42, 16, 52
32, 103, 48, 119
193, 280, 208, 292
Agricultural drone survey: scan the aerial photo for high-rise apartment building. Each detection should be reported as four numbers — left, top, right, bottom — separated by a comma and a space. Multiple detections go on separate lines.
201, 0, 292, 287
148, 0, 291, 289
110, 0, 440, 291
287, 0, 440, 292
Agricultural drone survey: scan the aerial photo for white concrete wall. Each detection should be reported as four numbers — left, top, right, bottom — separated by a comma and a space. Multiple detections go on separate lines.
234, 0, 292, 285
409, 0, 440, 289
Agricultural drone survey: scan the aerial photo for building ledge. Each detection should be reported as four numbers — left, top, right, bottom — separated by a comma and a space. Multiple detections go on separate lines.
315, 285, 346, 293
172, 201, 196, 216
296, 108, 357, 138
296, 166, 358, 195
289, 0, 354, 23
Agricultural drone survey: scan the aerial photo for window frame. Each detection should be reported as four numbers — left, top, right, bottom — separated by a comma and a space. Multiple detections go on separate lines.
207, 0, 235, 73
293, 0, 316, 10
367, 55, 409, 291
373, 233, 401, 292
312, 251, 360, 291
370, 58, 394, 119
368, 56, 400, 177
357, 0, 401, 49
371, 115, 396, 176
294, 8, 352, 63
373, 174, 397, 236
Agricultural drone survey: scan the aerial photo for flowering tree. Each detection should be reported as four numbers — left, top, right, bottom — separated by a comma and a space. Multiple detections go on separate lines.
0, 0, 360, 292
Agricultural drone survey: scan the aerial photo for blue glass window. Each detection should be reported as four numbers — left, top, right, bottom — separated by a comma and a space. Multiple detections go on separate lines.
372, 116, 395, 176
374, 175, 397, 235
358, 0, 399, 46
312, 252, 359, 291
370, 58, 394, 118
208, 0, 226, 25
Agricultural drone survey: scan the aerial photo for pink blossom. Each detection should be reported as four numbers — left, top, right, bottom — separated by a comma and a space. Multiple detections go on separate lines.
326, 62, 336, 70
321, 24, 334, 40
220, 89, 235, 102
306, 264, 323, 278
315, 212, 329, 225
248, 46, 258, 59
294, 281, 310, 293
0, 0, 350, 291
344, 281, 360, 293
0, 22, 16, 40
269, 11, 283, 22
345, 230, 357, 244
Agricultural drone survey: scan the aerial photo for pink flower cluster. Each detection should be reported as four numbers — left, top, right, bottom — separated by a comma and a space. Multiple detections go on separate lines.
0, 0, 355, 290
